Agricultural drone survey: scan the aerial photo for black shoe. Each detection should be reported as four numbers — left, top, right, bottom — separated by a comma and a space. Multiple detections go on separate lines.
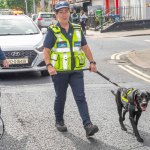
84, 123, 99, 137
55, 121, 67, 132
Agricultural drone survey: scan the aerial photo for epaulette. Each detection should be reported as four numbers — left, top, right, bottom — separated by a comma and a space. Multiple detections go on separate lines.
48, 25, 61, 34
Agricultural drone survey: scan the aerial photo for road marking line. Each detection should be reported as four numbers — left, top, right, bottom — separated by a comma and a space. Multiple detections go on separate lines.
125, 65, 150, 79
111, 51, 150, 83
111, 51, 129, 60
111, 53, 118, 59
116, 51, 129, 60
118, 65, 150, 83
144, 40, 150, 42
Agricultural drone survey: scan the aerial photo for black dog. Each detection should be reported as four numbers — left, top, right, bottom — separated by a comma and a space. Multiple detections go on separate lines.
111, 88, 150, 142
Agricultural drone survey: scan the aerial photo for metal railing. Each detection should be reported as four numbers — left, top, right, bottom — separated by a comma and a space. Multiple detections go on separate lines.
87, 6, 144, 31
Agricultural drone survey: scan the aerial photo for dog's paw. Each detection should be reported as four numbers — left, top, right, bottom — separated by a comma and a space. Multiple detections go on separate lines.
137, 137, 144, 143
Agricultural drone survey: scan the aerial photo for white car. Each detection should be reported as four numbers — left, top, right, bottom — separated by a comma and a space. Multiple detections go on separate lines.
35, 12, 58, 29
0, 15, 48, 76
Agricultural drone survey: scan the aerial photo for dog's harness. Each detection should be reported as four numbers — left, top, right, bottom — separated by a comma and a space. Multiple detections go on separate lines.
121, 88, 138, 110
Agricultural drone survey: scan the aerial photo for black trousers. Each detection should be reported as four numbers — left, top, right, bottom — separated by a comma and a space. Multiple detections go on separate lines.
51, 71, 91, 126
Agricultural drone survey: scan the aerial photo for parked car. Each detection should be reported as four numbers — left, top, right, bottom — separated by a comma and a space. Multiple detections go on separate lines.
35, 12, 57, 29
0, 15, 48, 76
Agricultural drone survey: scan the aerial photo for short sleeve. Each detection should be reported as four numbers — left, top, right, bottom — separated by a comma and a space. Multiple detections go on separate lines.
43, 28, 56, 49
0, 47, 6, 60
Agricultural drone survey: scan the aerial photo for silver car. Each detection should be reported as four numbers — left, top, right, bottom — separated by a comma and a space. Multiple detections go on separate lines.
35, 12, 57, 29
0, 15, 48, 76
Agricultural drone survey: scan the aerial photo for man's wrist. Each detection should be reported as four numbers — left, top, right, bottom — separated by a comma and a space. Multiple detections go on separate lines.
46, 63, 53, 68
90, 61, 96, 65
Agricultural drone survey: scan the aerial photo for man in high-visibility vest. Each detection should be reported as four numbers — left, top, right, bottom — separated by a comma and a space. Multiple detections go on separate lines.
43, 1, 99, 137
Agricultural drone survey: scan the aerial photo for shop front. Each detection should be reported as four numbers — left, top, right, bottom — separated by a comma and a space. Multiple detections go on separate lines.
69, 0, 91, 12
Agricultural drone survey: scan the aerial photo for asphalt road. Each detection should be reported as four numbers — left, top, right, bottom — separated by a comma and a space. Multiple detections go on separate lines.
0, 33, 150, 150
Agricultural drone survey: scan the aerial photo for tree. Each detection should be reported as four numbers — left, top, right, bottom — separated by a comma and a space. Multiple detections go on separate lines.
0, 0, 7, 8
7, 0, 26, 11
6, 0, 41, 13
5, 0, 50, 14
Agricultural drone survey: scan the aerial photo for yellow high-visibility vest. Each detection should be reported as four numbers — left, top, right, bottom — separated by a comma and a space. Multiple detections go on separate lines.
49, 23, 86, 71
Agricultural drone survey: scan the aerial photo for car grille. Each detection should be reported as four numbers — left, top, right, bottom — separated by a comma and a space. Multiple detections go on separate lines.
1, 50, 37, 69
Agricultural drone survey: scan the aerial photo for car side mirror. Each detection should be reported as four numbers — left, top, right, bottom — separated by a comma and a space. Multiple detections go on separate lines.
41, 28, 47, 34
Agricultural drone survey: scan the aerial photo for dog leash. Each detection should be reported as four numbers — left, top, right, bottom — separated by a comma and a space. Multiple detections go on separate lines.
96, 70, 121, 88
1, 66, 120, 87
57, 68, 121, 88
82, 68, 121, 88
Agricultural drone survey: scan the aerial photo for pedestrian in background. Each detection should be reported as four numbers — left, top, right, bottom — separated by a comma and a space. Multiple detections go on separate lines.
43, 1, 99, 137
80, 10, 88, 35
0, 47, 9, 68
71, 9, 79, 24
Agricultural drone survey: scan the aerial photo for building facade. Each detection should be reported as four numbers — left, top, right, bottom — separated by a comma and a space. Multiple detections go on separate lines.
48, 0, 150, 19
91, 0, 150, 20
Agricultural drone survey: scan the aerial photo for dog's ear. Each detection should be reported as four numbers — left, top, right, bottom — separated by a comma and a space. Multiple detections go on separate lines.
128, 89, 138, 104
146, 91, 150, 100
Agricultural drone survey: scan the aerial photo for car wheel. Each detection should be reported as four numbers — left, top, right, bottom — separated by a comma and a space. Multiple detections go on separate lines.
41, 70, 49, 76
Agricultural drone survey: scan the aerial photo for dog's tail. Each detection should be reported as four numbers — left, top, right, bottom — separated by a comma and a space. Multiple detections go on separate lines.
111, 90, 116, 96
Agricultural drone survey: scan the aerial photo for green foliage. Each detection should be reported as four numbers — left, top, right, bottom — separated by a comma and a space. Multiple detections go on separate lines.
6, 0, 41, 13
2, 0, 49, 13
0, 0, 7, 8
7, 0, 25, 11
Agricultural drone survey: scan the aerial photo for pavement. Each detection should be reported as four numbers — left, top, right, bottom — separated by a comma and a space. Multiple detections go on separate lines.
86, 29, 150, 69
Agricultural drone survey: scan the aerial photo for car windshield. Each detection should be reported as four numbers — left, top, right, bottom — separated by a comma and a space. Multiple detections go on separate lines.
41, 14, 55, 18
0, 18, 39, 35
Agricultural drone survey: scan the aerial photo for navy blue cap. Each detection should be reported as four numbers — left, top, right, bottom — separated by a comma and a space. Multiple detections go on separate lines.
55, 1, 70, 10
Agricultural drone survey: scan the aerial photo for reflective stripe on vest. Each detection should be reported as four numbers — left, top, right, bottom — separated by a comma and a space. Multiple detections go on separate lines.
63, 53, 68, 70
49, 23, 86, 71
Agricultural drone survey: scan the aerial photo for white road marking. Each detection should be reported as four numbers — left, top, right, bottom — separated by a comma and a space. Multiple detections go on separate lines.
118, 65, 150, 83
111, 51, 129, 60
116, 51, 130, 60
125, 65, 150, 79
111, 53, 118, 59
144, 40, 150, 42
111, 51, 150, 83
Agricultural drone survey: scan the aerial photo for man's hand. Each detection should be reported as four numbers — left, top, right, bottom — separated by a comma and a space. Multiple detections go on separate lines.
3, 59, 9, 68
47, 65, 57, 75
89, 63, 97, 72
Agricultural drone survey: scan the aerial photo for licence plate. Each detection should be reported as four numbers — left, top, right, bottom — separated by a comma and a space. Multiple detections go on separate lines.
44, 19, 51, 21
8, 58, 28, 65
